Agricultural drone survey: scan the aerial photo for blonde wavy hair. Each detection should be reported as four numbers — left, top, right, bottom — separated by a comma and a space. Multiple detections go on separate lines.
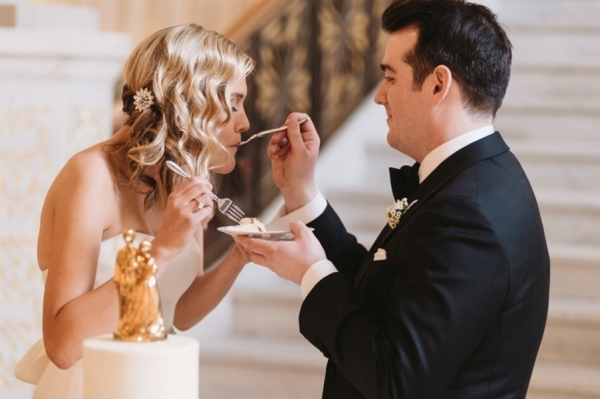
109, 24, 254, 209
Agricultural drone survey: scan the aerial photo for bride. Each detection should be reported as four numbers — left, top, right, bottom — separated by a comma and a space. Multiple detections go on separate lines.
15, 23, 254, 398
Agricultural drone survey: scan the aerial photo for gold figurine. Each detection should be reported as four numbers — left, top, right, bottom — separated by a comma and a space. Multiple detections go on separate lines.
113, 229, 167, 342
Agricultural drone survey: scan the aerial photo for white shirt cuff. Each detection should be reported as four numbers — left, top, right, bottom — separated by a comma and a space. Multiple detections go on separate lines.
266, 191, 327, 231
301, 259, 338, 299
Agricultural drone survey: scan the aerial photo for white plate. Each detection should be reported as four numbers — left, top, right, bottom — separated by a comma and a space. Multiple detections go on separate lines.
217, 226, 313, 241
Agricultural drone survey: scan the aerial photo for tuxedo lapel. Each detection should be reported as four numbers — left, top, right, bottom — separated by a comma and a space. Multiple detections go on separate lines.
353, 132, 510, 287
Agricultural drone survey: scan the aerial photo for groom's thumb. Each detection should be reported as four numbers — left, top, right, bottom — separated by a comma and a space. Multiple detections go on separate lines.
289, 221, 309, 237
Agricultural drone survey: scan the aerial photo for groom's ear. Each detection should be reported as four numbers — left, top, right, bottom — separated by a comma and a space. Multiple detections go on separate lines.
428, 65, 453, 107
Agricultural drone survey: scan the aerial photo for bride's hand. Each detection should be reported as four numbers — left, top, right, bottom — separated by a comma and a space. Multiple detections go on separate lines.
152, 176, 213, 265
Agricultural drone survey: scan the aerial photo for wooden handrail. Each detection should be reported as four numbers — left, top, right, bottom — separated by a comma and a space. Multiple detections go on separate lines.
225, 0, 288, 45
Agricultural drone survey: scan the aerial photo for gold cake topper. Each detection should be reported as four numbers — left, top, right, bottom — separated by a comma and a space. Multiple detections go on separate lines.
113, 229, 167, 342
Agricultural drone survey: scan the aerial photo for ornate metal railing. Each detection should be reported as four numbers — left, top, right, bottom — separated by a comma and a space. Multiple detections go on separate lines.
204, 0, 391, 266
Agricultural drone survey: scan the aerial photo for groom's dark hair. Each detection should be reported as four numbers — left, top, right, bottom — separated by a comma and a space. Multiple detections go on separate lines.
382, 0, 512, 118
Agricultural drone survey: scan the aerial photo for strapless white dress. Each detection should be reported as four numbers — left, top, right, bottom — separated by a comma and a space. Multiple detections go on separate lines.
14, 233, 202, 399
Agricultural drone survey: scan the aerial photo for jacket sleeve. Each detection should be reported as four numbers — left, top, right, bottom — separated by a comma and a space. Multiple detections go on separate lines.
300, 196, 510, 398
308, 203, 369, 281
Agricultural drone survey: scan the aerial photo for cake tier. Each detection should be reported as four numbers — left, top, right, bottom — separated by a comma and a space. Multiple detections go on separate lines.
83, 334, 199, 399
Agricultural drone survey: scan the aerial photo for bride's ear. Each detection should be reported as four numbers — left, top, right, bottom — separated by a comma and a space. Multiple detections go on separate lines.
428, 65, 453, 107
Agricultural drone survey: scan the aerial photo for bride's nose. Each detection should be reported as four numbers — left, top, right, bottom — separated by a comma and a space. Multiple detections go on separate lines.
236, 113, 250, 134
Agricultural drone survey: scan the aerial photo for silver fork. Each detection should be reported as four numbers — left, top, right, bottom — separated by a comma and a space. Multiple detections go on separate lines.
239, 116, 311, 146
165, 160, 245, 223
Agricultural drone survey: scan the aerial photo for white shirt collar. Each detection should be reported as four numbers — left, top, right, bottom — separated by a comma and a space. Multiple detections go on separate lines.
418, 125, 495, 183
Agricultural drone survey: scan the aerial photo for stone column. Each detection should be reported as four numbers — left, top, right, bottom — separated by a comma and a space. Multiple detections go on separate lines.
0, 2, 129, 397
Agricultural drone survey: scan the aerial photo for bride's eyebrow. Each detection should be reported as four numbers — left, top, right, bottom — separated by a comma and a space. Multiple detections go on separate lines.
230, 93, 245, 101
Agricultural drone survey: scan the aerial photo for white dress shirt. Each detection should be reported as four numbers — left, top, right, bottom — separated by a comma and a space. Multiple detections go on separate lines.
418, 125, 495, 183
271, 125, 495, 299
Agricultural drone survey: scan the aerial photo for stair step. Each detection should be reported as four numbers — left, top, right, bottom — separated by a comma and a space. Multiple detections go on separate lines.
16, 2, 100, 31
200, 336, 326, 371
501, 0, 600, 31
200, 337, 326, 399
495, 110, 600, 142
509, 139, 600, 192
537, 190, 600, 246
528, 363, 600, 399
324, 186, 391, 237
503, 70, 600, 112
550, 245, 600, 300
231, 282, 305, 341
538, 299, 600, 366
510, 30, 600, 70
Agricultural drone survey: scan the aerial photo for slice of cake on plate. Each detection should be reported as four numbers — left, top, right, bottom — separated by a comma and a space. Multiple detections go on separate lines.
236, 217, 266, 232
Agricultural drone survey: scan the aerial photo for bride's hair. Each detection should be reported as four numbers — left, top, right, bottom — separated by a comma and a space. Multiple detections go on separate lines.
109, 24, 254, 209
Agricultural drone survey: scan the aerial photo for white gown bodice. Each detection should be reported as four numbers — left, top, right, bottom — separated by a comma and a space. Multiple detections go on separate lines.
14, 233, 202, 399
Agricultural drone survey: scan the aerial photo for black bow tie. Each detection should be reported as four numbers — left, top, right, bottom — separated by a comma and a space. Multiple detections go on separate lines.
389, 163, 420, 200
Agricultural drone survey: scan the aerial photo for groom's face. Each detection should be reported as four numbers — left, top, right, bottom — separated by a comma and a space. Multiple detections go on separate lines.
374, 26, 431, 161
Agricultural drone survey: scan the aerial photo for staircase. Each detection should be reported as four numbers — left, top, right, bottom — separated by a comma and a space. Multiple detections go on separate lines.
196, 1, 600, 398
498, 1, 600, 398
198, 266, 326, 399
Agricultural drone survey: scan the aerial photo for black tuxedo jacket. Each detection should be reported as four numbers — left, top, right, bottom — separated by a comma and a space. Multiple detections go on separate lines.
301, 133, 550, 398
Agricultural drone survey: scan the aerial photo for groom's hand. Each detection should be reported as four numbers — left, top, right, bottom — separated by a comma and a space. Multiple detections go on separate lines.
268, 113, 319, 213
234, 222, 326, 285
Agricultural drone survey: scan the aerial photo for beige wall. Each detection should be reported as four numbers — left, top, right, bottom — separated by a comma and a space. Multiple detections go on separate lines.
34, 0, 264, 45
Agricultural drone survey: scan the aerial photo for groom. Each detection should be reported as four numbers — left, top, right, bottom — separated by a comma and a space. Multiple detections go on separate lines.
236, 0, 550, 398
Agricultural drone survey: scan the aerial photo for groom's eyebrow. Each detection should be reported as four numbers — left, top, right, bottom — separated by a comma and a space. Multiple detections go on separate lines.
380, 64, 396, 73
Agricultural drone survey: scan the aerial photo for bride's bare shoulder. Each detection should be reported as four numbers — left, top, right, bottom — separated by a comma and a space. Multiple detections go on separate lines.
53, 125, 131, 188
44, 141, 123, 208
61, 146, 114, 185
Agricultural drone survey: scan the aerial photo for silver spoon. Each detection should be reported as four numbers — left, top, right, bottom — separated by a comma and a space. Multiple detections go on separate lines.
239, 117, 311, 146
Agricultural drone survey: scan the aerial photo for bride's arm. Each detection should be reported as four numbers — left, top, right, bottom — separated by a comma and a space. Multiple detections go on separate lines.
173, 229, 248, 331
41, 153, 122, 370
42, 153, 212, 369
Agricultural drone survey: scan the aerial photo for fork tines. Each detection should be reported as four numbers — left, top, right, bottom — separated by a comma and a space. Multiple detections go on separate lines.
218, 198, 245, 222
225, 204, 245, 222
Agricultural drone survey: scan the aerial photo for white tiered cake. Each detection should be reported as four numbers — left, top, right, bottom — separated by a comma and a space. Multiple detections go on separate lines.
83, 334, 199, 399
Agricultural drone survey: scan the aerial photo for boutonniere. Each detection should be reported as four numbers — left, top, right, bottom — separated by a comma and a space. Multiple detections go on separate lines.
386, 198, 417, 229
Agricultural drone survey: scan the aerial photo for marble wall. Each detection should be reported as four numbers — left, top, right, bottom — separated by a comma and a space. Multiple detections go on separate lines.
0, 2, 268, 397
0, 2, 130, 397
